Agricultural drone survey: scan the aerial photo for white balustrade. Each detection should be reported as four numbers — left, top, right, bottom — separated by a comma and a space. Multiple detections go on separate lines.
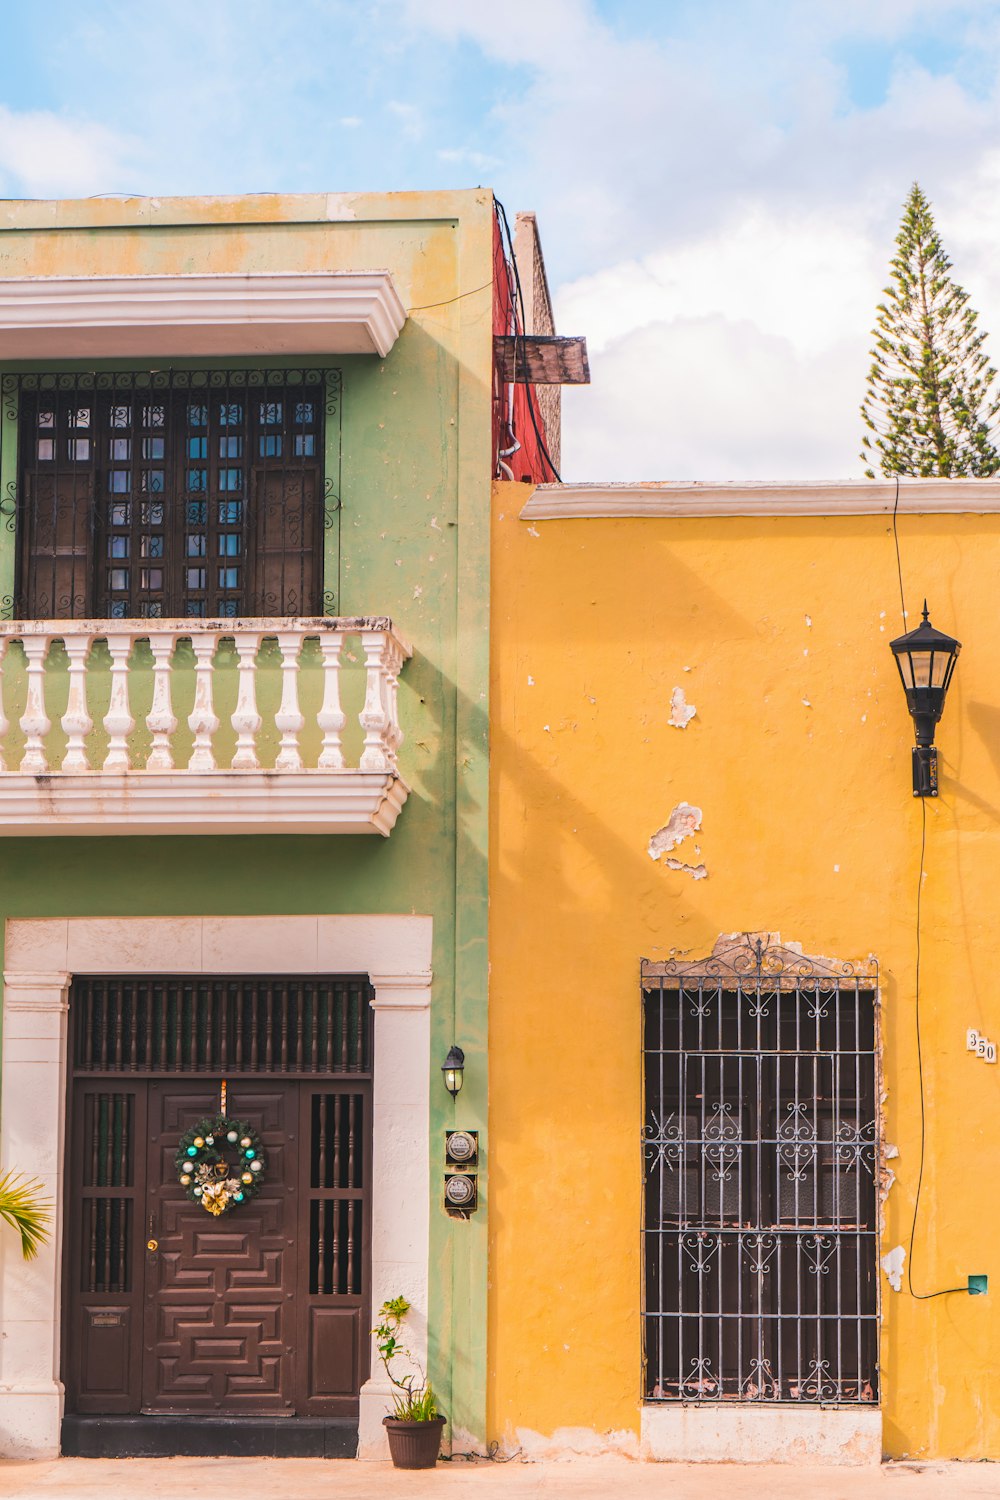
0, 618, 411, 780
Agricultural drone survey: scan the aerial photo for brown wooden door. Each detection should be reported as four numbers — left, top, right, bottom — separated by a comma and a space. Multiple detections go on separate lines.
142, 1082, 294, 1414
63, 975, 373, 1427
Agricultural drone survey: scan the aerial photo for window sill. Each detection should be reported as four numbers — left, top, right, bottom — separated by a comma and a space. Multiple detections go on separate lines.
639, 1403, 881, 1464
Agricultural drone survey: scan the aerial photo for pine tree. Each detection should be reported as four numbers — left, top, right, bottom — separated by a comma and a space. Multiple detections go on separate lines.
861, 183, 1000, 477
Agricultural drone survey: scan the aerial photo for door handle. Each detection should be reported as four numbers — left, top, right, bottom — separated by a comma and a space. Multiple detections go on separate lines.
146, 1239, 159, 1252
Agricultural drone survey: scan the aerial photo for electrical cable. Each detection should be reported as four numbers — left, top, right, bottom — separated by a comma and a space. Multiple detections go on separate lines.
494, 196, 563, 482
408, 281, 493, 312
905, 804, 965, 1296
891, 474, 906, 630
891, 481, 969, 1300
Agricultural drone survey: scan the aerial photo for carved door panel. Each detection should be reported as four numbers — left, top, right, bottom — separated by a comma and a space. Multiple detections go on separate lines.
64, 974, 374, 1432
141, 1082, 295, 1414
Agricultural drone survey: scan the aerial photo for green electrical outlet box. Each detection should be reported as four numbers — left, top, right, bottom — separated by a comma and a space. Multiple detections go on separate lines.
968, 1275, 989, 1295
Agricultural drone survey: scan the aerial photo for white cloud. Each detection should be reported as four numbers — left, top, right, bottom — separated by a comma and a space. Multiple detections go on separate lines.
561, 314, 861, 482
437, 146, 500, 171
0, 106, 136, 198
387, 100, 425, 141
401, 0, 1000, 479
6, 0, 1000, 482
556, 210, 884, 360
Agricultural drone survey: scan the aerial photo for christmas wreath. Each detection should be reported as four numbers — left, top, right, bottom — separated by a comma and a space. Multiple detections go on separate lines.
174, 1115, 265, 1217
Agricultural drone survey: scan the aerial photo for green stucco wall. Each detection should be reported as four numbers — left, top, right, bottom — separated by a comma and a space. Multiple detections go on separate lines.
0, 189, 494, 1445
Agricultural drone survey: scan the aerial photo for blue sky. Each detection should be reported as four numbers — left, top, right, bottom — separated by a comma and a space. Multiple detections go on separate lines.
4, 0, 1000, 479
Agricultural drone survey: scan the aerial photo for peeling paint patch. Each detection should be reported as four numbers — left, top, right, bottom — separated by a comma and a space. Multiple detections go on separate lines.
881, 1245, 906, 1291
509, 1424, 639, 1461
325, 193, 358, 220
885, 1142, 900, 1159
648, 802, 702, 861
664, 857, 708, 881
669, 687, 697, 729
450, 1425, 483, 1457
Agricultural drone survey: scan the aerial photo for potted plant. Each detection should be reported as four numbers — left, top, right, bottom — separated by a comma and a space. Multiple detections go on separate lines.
373, 1296, 445, 1469
0, 1170, 50, 1260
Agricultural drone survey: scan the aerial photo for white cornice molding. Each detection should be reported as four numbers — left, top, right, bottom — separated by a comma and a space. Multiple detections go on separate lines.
520, 479, 1000, 520
369, 973, 433, 1009
0, 770, 409, 837
2, 973, 71, 1009
0, 271, 407, 358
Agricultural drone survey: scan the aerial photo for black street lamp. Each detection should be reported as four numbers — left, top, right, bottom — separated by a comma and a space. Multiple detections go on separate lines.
889, 601, 961, 798
442, 1045, 465, 1098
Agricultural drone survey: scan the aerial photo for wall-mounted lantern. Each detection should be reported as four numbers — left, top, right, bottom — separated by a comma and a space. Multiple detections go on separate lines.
441, 1045, 465, 1098
889, 602, 961, 797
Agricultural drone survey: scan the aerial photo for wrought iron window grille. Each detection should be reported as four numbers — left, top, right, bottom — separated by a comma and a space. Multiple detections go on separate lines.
1, 368, 342, 621
642, 933, 879, 1407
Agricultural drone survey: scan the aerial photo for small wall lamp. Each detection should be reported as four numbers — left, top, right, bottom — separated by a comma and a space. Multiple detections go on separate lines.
442, 1045, 465, 1098
889, 601, 961, 797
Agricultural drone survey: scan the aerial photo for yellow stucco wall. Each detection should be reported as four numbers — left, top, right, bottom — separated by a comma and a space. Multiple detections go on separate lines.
488, 482, 1000, 1459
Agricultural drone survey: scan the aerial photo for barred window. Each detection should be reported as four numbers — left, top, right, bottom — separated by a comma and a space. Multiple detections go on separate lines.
13, 371, 327, 619
642, 938, 879, 1406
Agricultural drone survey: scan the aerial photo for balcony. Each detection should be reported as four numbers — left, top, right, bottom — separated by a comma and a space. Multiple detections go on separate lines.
0, 617, 412, 836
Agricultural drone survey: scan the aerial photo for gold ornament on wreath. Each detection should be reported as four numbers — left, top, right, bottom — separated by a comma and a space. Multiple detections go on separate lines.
174, 1110, 265, 1217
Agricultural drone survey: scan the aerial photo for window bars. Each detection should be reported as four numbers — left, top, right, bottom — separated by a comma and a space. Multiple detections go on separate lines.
6, 369, 336, 620
642, 935, 879, 1406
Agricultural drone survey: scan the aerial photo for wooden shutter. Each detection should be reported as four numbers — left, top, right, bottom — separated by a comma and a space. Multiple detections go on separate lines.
251, 467, 320, 616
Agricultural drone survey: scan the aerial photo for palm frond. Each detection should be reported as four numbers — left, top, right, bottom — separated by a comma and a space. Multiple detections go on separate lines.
0, 1172, 52, 1261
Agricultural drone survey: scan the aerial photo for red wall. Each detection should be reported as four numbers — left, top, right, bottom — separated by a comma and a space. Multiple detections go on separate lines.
492, 214, 555, 483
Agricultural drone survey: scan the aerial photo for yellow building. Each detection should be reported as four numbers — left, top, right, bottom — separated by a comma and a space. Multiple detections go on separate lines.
489, 478, 1000, 1464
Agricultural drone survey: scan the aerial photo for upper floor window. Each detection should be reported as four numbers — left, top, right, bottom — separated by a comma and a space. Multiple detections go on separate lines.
13, 370, 326, 619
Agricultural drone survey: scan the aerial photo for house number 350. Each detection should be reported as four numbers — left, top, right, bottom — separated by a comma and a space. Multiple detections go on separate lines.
967, 1028, 998, 1064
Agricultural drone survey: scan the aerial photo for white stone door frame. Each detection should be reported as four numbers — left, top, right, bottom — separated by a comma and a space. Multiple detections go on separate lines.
0, 914, 432, 1460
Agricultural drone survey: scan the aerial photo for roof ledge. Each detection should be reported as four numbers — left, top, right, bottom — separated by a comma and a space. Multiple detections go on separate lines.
520, 479, 1000, 520
0, 271, 407, 359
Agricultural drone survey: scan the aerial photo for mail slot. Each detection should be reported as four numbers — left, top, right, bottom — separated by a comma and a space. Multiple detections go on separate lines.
89, 1311, 123, 1328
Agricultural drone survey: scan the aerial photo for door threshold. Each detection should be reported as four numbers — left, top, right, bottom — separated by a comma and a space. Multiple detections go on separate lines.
61, 1414, 358, 1459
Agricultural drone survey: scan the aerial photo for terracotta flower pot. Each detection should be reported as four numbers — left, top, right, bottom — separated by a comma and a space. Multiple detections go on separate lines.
382, 1414, 446, 1469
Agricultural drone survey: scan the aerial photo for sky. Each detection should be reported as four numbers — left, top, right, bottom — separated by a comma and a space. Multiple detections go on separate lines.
3, 0, 1000, 481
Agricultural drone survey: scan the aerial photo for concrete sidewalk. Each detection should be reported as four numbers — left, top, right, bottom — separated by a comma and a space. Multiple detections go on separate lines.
0, 1457, 997, 1500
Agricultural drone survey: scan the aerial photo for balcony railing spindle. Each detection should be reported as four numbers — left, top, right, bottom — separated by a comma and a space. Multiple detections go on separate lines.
146, 634, 178, 772
0, 637, 8, 772
231, 634, 262, 771
274, 632, 304, 772
61, 634, 94, 773
20, 636, 51, 774
187, 633, 220, 773
316, 634, 346, 770
359, 631, 390, 773
102, 635, 135, 773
